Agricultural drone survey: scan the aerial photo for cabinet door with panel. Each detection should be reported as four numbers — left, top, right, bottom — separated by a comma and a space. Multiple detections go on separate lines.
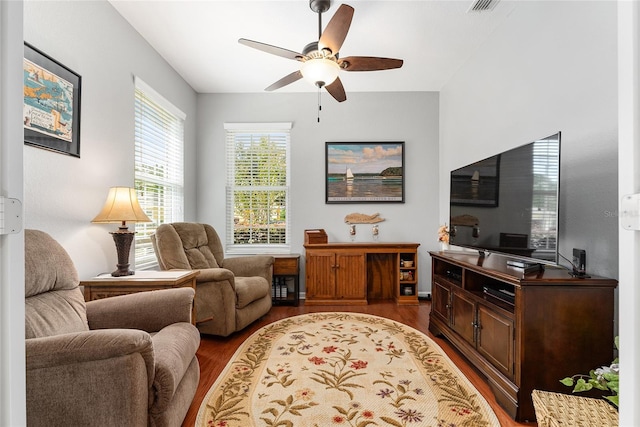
431, 280, 451, 324
305, 251, 336, 300
450, 290, 515, 379
335, 252, 366, 300
477, 304, 515, 379
451, 289, 476, 345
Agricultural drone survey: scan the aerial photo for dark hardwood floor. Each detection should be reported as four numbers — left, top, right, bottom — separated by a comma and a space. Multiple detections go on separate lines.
182, 300, 537, 426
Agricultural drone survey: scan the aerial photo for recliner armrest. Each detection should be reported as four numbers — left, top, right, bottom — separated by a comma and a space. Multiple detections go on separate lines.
26, 329, 154, 426
222, 255, 274, 280
27, 329, 155, 385
196, 267, 235, 283
86, 287, 195, 331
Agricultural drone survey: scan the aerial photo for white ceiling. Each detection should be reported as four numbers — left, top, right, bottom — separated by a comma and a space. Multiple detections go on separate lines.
109, 0, 517, 94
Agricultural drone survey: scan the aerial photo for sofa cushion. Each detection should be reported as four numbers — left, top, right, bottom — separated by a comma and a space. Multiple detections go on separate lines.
235, 276, 270, 309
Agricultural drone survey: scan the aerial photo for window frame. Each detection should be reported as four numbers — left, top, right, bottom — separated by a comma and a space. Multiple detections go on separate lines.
133, 77, 185, 269
224, 122, 292, 255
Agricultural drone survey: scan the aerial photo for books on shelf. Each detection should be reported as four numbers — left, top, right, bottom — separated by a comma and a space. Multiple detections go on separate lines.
272, 280, 288, 299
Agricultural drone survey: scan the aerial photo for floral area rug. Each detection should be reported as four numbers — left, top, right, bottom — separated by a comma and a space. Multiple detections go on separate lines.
196, 312, 500, 427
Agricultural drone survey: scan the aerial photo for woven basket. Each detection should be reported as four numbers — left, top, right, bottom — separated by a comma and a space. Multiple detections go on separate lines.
532, 390, 618, 427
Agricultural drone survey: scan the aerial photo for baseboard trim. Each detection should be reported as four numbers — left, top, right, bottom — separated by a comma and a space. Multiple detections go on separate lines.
297, 291, 432, 301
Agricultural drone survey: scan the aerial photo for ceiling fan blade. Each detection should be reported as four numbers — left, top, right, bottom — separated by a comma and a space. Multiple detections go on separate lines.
265, 70, 303, 91
318, 4, 354, 55
238, 38, 304, 61
325, 77, 347, 102
339, 56, 404, 72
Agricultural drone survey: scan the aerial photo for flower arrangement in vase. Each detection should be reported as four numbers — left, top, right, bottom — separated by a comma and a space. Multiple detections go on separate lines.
438, 224, 450, 250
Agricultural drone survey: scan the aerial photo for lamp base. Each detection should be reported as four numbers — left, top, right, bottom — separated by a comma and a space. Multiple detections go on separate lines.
110, 228, 135, 277
112, 267, 135, 277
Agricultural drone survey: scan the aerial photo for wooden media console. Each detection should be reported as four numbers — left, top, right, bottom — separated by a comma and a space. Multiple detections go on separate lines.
428, 250, 617, 422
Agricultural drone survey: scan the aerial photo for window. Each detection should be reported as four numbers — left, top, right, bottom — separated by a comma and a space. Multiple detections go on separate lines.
225, 123, 291, 254
530, 137, 559, 251
134, 77, 185, 269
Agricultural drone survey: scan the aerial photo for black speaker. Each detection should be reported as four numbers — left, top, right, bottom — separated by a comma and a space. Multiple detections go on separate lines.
572, 248, 586, 276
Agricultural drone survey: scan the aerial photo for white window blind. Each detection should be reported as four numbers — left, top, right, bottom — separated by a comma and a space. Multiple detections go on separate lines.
531, 137, 559, 251
134, 77, 185, 269
225, 122, 291, 254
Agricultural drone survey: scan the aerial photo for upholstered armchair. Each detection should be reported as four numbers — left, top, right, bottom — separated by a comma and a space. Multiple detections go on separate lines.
25, 230, 200, 427
151, 222, 273, 336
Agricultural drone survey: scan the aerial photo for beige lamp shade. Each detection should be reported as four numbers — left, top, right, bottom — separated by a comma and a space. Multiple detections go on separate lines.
92, 187, 151, 226
92, 187, 150, 276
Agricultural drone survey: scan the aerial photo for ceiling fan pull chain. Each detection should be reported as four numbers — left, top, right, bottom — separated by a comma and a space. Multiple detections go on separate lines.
317, 88, 322, 122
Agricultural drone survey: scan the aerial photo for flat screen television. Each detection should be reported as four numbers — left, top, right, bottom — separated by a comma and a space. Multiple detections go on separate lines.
449, 132, 561, 264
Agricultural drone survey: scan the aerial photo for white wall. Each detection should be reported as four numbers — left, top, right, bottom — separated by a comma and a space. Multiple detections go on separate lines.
0, 1, 26, 424
23, 0, 198, 280
196, 91, 440, 296
440, 1, 618, 280
440, 0, 631, 413
618, 1, 640, 425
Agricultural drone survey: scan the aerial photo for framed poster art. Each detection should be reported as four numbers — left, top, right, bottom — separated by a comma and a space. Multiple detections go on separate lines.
326, 142, 405, 203
23, 43, 81, 157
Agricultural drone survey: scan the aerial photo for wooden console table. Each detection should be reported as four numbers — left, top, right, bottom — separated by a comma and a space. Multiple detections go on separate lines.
303, 242, 420, 305
429, 251, 617, 422
80, 270, 199, 325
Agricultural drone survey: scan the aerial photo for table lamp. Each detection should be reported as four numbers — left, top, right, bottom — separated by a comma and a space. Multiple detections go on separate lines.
92, 187, 151, 276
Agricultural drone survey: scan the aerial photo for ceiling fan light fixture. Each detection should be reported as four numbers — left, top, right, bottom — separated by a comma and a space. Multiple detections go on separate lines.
239, 2, 401, 104
301, 58, 340, 88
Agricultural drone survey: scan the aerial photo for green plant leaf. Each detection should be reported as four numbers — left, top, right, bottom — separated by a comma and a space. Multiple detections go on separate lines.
588, 378, 608, 391
560, 377, 575, 387
605, 395, 619, 408
606, 379, 619, 394
573, 378, 593, 392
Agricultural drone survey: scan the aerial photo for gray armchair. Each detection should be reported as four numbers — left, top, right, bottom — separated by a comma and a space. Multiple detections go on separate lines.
25, 229, 200, 427
151, 222, 273, 336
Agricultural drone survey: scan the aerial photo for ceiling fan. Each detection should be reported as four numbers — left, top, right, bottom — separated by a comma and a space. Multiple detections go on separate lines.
238, 0, 403, 103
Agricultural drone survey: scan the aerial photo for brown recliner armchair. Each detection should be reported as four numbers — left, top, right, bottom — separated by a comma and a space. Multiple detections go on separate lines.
152, 222, 273, 337
25, 229, 200, 427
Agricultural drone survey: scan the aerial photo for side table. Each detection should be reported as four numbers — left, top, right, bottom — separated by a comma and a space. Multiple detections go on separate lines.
80, 270, 199, 325
271, 254, 300, 306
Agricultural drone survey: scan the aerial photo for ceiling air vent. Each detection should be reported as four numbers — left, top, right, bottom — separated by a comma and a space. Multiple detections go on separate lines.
467, 0, 500, 13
